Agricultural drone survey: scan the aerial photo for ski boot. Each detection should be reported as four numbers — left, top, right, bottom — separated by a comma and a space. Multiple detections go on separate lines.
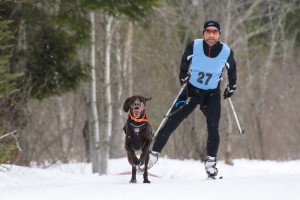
138, 150, 160, 172
204, 155, 218, 179
148, 151, 160, 169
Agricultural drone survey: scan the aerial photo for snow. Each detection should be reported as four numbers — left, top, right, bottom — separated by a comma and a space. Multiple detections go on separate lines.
1, 158, 300, 200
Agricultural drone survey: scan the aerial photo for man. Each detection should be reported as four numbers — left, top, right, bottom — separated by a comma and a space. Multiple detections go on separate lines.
147, 20, 237, 178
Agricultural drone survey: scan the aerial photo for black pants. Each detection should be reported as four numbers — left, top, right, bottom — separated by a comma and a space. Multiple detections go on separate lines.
152, 83, 221, 157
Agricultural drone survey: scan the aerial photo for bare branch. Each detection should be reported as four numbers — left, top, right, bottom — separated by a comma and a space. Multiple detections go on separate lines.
0, 130, 22, 151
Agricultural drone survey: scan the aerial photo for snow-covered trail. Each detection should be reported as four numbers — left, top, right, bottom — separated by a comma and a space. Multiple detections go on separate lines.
1, 158, 300, 200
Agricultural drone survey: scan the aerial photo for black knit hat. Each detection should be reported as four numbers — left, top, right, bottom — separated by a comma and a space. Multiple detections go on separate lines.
203, 20, 221, 32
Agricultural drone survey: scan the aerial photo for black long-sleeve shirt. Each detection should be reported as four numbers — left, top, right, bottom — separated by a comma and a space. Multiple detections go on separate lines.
179, 40, 237, 87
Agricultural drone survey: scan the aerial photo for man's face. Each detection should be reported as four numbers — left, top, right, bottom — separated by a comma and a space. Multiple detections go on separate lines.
203, 26, 220, 47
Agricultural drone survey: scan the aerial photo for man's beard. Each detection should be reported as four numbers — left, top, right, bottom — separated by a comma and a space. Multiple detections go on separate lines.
205, 38, 217, 46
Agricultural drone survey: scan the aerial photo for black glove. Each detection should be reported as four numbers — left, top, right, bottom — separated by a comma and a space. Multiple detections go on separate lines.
223, 84, 236, 99
179, 73, 190, 85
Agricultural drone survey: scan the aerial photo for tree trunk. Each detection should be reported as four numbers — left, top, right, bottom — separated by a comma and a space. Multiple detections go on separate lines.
121, 20, 132, 133
13, 20, 29, 166
100, 14, 114, 175
56, 96, 69, 163
126, 22, 133, 96
109, 22, 133, 158
109, 31, 123, 158
89, 11, 101, 174
222, 0, 234, 165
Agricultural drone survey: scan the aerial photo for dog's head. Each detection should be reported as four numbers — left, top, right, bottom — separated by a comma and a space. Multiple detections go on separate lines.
123, 95, 151, 118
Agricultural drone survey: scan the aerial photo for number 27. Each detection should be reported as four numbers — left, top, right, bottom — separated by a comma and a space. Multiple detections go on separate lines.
197, 72, 212, 85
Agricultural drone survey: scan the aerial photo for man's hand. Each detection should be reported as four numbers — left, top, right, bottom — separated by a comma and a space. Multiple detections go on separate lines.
180, 76, 189, 85
179, 73, 190, 85
223, 84, 236, 99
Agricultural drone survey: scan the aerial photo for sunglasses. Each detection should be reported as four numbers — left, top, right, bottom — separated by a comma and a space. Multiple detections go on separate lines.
204, 29, 219, 35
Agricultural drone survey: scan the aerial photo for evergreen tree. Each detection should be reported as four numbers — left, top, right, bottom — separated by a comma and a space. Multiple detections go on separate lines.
14, 1, 91, 100
0, 20, 22, 165
0, 19, 22, 99
1, 0, 159, 100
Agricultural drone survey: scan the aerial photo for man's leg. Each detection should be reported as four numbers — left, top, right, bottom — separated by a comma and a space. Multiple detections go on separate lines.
203, 91, 221, 177
147, 94, 197, 169
152, 98, 197, 152
204, 92, 221, 157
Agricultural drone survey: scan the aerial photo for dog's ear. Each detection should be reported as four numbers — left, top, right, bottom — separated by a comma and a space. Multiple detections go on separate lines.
145, 97, 152, 102
140, 96, 151, 105
140, 96, 151, 104
123, 97, 132, 112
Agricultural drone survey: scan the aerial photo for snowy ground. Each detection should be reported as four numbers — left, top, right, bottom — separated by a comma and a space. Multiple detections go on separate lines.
1, 158, 300, 200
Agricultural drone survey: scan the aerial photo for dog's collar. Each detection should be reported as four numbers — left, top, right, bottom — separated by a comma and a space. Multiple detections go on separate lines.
129, 113, 149, 123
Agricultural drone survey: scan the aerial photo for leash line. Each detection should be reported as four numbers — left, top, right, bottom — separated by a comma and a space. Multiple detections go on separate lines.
164, 84, 190, 118
154, 83, 190, 137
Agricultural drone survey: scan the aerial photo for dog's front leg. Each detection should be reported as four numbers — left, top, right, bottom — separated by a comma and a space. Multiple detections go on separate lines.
139, 148, 148, 166
126, 145, 140, 166
126, 146, 139, 183
139, 138, 152, 166
143, 152, 150, 183
130, 165, 137, 183
141, 140, 151, 183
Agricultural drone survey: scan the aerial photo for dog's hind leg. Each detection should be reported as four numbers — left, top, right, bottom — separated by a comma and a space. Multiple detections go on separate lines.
130, 165, 137, 183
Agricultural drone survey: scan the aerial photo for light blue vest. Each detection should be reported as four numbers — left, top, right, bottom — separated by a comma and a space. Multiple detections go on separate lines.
189, 39, 230, 90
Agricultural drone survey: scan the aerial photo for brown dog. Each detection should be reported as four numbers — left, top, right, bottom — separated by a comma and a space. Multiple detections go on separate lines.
123, 95, 152, 183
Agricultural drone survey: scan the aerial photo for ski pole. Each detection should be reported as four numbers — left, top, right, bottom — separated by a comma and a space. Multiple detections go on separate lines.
228, 98, 245, 135
154, 83, 187, 137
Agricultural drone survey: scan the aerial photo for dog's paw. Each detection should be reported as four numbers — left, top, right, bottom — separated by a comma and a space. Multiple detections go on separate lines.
130, 179, 137, 183
139, 158, 145, 166
143, 179, 150, 184
133, 157, 141, 166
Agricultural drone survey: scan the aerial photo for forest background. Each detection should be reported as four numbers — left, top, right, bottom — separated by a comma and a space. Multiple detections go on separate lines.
0, 0, 299, 174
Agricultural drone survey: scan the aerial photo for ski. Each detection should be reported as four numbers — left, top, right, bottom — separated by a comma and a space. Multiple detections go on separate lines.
206, 175, 223, 180
117, 171, 160, 178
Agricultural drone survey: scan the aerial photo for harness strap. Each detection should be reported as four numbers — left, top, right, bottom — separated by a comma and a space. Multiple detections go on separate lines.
129, 122, 146, 128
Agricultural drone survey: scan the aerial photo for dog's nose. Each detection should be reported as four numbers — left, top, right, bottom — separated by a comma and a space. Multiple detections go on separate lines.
134, 102, 140, 107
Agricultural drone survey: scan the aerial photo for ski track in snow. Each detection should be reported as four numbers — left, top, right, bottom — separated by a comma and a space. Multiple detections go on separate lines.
1, 158, 300, 200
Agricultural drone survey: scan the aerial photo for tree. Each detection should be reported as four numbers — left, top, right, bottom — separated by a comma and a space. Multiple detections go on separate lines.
0, 19, 22, 99
0, 0, 93, 165
0, 18, 23, 165
89, 11, 101, 173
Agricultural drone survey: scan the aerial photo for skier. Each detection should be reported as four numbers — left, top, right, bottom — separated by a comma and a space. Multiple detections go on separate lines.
147, 20, 237, 178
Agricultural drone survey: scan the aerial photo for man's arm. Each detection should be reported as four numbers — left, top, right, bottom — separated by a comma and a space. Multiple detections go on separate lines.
223, 49, 237, 99
179, 41, 194, 82
226, 49, 237, 86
